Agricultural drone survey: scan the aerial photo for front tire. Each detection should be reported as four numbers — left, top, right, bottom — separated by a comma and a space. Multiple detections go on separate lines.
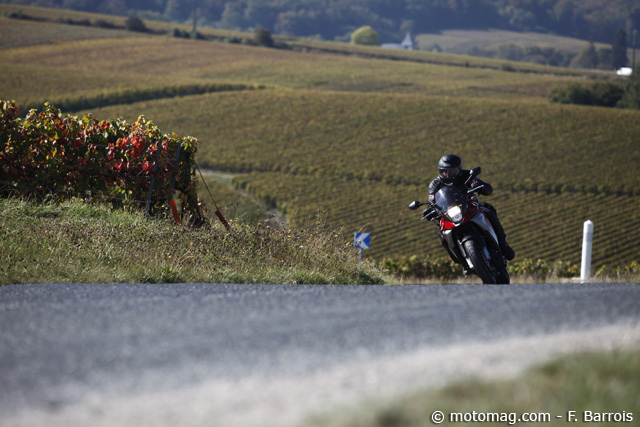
463, 239, 496, 284
496, 266, 510, 285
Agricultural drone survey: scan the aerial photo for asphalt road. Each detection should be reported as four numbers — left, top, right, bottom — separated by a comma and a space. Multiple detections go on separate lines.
1, 282, 639, 427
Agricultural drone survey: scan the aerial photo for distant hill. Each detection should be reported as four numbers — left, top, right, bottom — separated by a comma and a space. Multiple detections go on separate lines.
2, 0, 638, 45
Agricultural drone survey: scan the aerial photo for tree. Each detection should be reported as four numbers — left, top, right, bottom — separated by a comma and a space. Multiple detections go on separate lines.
571, 40, 598, 69
612, 28, 628, 70
350, 26, 380, 46
254, 27, 274, 47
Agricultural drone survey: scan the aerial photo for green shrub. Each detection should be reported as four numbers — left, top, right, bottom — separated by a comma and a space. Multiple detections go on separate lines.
549, 82, 624, 108
591, 82, 625, 107
595, 261, 640, 278
125, 16, 147, 32
549, 83, 593, 105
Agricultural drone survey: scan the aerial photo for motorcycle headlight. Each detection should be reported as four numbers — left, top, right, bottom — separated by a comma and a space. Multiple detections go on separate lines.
447, 205, 463, 223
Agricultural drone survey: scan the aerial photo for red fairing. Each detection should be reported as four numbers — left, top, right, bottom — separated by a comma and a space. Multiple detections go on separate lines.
441, 217, 456, 230
440, 202, 483, 230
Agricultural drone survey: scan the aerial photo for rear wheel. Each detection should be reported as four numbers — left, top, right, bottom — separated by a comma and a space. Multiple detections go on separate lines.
463, 239, 496, 284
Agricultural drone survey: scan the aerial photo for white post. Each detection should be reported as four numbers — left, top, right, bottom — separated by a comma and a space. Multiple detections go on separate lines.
580, 220, 594, 283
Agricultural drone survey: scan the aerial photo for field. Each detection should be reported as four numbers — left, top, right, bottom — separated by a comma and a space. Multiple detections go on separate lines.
414, 28, 615, 55
2, 5, 639, 269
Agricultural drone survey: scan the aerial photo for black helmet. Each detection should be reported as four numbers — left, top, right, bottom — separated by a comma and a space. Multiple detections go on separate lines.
438, 154, 462, 183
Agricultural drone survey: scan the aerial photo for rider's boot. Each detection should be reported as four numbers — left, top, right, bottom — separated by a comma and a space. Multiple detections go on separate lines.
500, 240, 515, 261
482, 207, 515, 261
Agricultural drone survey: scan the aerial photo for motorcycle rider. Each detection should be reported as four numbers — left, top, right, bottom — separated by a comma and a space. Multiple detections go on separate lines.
426, 154, 515, 261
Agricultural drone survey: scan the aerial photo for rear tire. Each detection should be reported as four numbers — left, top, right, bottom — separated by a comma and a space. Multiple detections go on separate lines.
463, 239, 496, 284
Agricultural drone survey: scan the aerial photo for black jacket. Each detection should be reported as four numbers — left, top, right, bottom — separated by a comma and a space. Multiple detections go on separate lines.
428, 169, 493, 204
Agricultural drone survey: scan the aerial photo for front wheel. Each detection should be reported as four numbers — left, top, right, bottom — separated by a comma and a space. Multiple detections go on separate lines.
496, 266, 510, 285
463, 239, 496, 284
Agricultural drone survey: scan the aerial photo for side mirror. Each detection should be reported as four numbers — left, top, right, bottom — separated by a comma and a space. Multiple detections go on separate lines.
470, 166, 481, 177
408, 201, 422, 210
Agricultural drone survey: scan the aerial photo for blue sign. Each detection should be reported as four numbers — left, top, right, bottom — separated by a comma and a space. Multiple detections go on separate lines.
354, 232, 371, 249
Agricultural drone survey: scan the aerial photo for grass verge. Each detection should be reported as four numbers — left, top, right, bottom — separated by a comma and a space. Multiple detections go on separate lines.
0, 197, 390, 285
304, 347, 640, 427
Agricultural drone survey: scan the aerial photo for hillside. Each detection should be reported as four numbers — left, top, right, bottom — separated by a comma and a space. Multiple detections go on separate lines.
2, 5, 639, 269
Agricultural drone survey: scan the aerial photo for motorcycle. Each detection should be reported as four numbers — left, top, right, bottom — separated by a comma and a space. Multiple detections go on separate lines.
408, 167, 510, 284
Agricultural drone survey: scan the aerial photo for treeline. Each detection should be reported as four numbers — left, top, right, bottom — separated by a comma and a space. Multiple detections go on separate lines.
3, 0, 639, 44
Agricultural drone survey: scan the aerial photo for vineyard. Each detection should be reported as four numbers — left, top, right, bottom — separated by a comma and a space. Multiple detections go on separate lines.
2, 5, 639, 270
89, 89, 640, 268
231, 172, 640, 267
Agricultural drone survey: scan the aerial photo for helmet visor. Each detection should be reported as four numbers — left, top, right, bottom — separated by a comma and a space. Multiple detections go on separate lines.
439, 166, 461, 181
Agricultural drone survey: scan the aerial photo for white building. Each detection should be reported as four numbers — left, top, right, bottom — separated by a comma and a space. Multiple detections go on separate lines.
381, 33, 415, 50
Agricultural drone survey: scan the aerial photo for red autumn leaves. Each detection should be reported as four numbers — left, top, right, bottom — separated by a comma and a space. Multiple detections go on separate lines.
0, 100, 199, 214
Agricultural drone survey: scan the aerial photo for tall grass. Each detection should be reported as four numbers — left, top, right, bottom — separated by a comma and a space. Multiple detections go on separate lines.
0, 198, 389, 285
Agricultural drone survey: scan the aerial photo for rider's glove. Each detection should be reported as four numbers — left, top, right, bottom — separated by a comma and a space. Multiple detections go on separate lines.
422, 207, 438, 222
